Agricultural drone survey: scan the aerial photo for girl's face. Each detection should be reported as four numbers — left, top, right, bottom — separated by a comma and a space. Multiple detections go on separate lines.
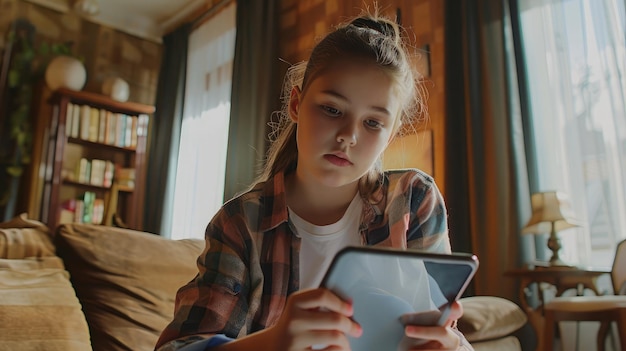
289, 59, 401, 190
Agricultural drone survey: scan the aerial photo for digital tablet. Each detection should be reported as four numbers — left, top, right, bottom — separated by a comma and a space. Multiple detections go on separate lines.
319, 246, 479, 351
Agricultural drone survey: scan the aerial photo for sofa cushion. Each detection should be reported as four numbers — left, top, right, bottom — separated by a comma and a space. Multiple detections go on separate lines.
458, 296, 528, 342
54, 224, 205, 351
0, 213, 54, 259
0, 256, 92, 350
471, 335, 522, 351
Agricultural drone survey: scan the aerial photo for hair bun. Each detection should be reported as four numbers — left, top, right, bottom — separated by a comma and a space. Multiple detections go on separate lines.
350, 17, 397, 38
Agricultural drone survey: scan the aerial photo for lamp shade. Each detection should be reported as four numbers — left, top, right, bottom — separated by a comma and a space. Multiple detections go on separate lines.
522, 191, 581, 234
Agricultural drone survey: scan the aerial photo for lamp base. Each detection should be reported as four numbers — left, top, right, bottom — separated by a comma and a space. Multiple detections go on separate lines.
547, 231, 572, 267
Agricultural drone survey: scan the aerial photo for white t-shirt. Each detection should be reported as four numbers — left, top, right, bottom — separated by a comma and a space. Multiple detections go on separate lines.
289, 194, 363, 289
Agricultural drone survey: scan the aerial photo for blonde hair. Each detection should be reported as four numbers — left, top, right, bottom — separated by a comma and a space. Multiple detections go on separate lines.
257, 11, 427, 202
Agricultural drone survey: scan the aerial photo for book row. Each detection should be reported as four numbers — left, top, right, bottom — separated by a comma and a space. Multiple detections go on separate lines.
62, 157, 136, 191
59, 191, 105, 225
64, 103, 149, 148
71, 158, 115, 188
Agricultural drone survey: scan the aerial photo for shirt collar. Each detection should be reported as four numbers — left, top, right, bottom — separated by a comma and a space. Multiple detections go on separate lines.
257, 171, 388, 233
258, 171, 290, 232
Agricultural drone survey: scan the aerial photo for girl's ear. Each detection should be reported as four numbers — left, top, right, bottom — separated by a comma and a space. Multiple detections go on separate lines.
288, 86, 302, 122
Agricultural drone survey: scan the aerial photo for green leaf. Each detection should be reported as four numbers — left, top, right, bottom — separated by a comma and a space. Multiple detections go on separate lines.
39, 42, 50, 56
7, 166, 23, 177
8, 70, 19, 87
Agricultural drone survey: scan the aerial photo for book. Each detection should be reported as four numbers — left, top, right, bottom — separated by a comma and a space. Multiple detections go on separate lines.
90, 159, 106, 186
103, 161, 114, 188
82, 191, 95, 224
71, 103, 81, 138
124, 115, 133, 147
88, 107, 99, 142
98, 109, 107, 143
105, 111, 116, 145
58, 199, 76, 224
130, 116, 138, 148
74, 200, 84, 224
80, 105, 91, 140
115, 113, 125, 147
77, 158, 90, 184
92, 198, 104, 224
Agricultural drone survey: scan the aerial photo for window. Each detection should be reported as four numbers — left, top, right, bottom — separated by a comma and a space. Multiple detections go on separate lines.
169, 3, 236, 240
518, 0, 626, 267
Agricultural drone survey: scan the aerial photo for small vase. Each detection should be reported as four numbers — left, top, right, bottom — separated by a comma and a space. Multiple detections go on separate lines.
45, 55, 87, 91
101, 77, 130, 102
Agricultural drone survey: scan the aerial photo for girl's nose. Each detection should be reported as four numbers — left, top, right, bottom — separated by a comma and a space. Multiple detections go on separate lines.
336, 122, 357, 146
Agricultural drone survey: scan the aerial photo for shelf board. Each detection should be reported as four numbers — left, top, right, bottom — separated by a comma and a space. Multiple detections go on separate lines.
63, 179, 133, 193
53, 88, 155, 115
67, 137, 137, 152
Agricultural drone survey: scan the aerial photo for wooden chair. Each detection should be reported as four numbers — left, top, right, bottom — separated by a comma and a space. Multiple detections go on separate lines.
542, 239, 626, 351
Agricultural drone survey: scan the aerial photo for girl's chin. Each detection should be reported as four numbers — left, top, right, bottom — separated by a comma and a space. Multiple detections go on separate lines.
310, 172, 362, 189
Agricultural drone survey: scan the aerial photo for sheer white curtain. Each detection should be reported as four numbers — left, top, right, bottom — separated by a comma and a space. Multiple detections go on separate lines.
519, 0, 626, 267
169, 3, 236, 240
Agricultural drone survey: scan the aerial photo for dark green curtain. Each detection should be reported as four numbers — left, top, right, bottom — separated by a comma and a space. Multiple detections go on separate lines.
143, 24, 191, 235
223, 0, 281, 200
444, 0, 535, 300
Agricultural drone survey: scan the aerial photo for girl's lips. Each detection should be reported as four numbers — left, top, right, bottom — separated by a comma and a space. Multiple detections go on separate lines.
324, 154, 353, 166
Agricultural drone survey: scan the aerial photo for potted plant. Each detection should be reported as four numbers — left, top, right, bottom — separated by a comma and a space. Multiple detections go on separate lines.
0, 18, 78, 220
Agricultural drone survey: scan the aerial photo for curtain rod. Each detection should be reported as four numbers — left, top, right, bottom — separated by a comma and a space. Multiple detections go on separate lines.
192, 0, 234, 29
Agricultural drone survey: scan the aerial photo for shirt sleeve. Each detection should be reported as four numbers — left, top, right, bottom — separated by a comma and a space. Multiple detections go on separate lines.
403, 170, 451, 253
156, 334, 233, 351
155, 208, 250, 350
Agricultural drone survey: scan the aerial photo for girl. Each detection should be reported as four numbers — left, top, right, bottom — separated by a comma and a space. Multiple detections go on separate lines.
156, 11, 473, 351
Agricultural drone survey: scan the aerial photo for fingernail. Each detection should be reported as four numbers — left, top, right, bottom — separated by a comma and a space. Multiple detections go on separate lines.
346, 303, 354, 315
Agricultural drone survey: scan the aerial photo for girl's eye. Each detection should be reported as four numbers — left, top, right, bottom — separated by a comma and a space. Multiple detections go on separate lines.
321, 105, 341, 117
365, 119, 383, 129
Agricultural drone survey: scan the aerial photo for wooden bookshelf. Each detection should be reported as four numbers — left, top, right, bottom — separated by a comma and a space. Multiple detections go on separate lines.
40, 88, 154, 231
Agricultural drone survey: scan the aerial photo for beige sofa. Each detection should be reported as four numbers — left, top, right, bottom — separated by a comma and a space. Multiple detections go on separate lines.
0, 214, 532, 350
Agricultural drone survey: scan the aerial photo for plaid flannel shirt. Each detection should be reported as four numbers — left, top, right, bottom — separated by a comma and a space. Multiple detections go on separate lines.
156, 169, 470, 350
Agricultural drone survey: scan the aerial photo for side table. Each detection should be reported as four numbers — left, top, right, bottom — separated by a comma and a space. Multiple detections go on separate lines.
504, 265, 610, 351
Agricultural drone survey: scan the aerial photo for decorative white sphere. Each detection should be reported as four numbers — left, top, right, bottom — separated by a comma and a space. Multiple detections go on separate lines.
45, 55, 87, 91
102, 77, 130, 102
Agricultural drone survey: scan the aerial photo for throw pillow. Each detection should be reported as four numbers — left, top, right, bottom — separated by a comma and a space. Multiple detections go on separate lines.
0, 256, 92, 350
54, 224, 205, 351
0, 212, 50, 230
0, 213, 54, 259
457, 296, 528, 342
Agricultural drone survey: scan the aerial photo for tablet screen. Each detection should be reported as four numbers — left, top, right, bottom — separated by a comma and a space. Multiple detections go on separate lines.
319, 247, 478, 351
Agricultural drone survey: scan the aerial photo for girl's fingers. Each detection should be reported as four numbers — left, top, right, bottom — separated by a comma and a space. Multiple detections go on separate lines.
295, 309, 362, 337
404, 325, 460, 350
284, 288, 362, 339
291, 288, 354, 316
403, 302, 464, 349
272, 288, 361, 351
445, 301, 463, 326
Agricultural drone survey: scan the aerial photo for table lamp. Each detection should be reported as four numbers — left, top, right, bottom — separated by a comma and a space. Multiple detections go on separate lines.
522, 191, 581, 266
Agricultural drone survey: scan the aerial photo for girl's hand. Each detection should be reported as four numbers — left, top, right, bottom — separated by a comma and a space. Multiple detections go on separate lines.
402, 301, 464, 350
267, 288, 363, 351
